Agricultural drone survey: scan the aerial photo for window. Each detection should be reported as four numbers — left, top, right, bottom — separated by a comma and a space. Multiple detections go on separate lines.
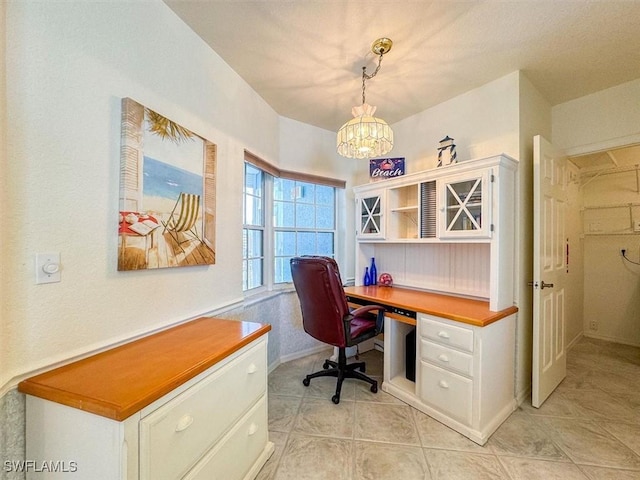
273, 179, 336, 283
242, 163, 264, 291
243, 153, 342, 292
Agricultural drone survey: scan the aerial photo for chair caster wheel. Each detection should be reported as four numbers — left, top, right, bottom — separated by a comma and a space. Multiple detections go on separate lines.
323, 362, 330, 369
370, 384, 378, 393
331, 395, 340, 404
303, 378, 310, 387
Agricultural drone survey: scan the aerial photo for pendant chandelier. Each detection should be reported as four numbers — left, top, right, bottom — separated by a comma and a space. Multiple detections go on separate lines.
337, 38, 394, 159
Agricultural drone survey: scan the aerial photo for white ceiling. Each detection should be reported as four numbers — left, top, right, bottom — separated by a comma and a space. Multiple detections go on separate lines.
164, 1, 640, 133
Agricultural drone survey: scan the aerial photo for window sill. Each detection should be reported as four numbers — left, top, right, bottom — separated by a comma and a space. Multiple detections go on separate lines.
243, 285, 296, 308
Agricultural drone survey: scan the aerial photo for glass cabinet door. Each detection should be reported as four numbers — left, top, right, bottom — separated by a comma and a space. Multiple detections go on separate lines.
440, 171, 490, 238
357, 193, 385, 239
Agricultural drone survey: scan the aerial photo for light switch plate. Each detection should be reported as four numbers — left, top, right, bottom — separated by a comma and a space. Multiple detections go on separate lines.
36, 252, 61, 284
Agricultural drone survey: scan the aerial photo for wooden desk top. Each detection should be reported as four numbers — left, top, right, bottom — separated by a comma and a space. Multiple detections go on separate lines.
344, 286, 517, 327
18, 317, 271, 421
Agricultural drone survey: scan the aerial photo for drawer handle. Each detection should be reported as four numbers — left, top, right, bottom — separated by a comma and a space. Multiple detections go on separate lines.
175, 414, 194, 432
248, 423, 258, 436
437, 331, 450, 339
438, 380, 449, 389
247, 363, 258, 374
438, 354, 449, 363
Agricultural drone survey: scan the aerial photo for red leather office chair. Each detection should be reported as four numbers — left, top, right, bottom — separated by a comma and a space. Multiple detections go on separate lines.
290, 256, 385, 404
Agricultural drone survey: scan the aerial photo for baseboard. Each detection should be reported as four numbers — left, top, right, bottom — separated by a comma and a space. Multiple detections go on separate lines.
278, 344, 330, 364
583, 332, 640, 348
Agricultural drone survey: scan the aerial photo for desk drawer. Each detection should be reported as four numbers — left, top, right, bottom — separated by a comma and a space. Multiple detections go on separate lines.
419, 315, 474, 353
419, 361, 473, 425
420, 339, 473, 377
140, 341, 266, 480
184, 396, 268, 480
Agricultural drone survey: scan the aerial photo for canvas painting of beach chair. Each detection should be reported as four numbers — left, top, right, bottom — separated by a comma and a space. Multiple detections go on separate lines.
118, 98, 216, 270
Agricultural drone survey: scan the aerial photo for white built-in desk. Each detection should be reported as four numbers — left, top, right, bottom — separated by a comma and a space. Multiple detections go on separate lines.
19, 317, 274, 480
345, 285, 518, 445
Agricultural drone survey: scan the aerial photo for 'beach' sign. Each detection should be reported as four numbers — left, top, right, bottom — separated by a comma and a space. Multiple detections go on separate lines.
369, 157, 405, 181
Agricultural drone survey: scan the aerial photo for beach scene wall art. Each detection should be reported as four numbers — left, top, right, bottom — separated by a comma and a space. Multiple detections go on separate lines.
118, 98, 216, 270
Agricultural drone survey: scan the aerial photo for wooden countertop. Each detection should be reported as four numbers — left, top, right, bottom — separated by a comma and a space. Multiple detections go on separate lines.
344, 286, 517, 327
18, 317, 271, 421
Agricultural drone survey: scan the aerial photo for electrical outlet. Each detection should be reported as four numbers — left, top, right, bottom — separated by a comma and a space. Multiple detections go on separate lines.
589, 320, 598, 331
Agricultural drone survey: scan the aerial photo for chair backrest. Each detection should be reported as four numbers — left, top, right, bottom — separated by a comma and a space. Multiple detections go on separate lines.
290, 256, 350, 348
168, 193, 200, 232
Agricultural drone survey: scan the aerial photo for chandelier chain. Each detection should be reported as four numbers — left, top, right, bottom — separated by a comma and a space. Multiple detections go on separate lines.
361, 52, 384, 105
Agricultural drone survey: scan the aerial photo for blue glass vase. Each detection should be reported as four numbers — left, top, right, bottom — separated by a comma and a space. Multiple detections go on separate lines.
363, 267, 371, 286
370, 258, 377, 285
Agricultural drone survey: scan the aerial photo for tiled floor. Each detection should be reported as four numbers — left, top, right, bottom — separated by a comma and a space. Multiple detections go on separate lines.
257, 337, 640, 480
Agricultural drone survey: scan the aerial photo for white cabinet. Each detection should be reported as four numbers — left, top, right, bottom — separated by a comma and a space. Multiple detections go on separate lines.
439, 169, 491, 238
139, 341, 268, 480
356, 190, 385, 239
382, 311, 516, 445
21, 319, 274, 480
353, 155, 517, 311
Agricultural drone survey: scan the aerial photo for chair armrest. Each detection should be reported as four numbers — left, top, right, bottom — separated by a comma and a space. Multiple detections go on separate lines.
350, 304, 386, 332
350, 305, 385, 316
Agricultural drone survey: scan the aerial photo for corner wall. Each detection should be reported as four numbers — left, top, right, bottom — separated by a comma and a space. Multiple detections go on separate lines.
516, 73, 552, 401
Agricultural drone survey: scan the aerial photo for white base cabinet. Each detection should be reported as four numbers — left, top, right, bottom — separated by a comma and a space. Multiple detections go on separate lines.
383, 313, 516, 445
25, 336, 274, 480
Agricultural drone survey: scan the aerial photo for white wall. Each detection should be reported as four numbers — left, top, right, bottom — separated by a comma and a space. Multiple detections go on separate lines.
516, 72, 553, 401
0, 0, 341, 393
553, 78, 640, 153
0, 0, 7, 392
392, 71, 521, 174
581, 173, 640, 346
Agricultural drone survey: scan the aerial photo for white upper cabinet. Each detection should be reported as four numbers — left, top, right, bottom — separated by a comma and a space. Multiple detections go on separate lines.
356, 189, 386, 239
439, 169, 491, 239
354, 155, 515, 244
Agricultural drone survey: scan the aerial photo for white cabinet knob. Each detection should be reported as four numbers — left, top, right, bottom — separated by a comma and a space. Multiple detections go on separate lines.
247, 363, 257, 374
248, 423, 258, 436
438, 380, 449, 389
437, 331, 450, 339
438, 354, 449, 363
175, 414, 194, 432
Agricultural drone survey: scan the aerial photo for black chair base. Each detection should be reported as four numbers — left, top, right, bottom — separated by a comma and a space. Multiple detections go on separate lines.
302, 348, 378, 404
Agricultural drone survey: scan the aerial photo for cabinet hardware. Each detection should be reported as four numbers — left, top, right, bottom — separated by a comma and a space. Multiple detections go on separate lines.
175, 414, 194, 432
438, 354, 449, 362
438, 331, 450, 339
438, 380, 449, 389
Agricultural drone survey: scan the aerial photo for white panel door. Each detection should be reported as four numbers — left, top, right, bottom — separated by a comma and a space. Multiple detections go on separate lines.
532, 135, 567, 408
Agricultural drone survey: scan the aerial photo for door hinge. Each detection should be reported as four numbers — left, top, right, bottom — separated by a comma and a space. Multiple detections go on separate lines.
490, 174, 495, 182
490, 224, 494, 232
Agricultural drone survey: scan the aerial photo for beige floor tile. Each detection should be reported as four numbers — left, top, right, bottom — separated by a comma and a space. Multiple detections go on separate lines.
268, 395, 302, 432
273, 433, 353, 480
423, 449, 509, 480
413, 410, 487, 453
354, 402, 420, 445
498, 456, 589, 480
353, 441, 430, 480
579, 465, 640, 480
541, 417, 640, 469
598, 421, 640, 456
302, 372, 358, 402
560, 388, 640, 423
487, 410, 569, 461
257, 338, 640, 480
293, 397, 355, 438
354, 377, 403, 404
